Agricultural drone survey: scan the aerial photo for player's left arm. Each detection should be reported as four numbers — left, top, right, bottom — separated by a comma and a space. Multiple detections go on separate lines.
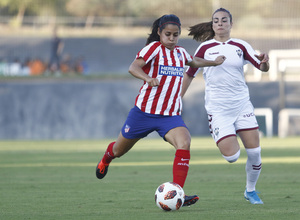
255, 53, 270, 72
242, 40, 269, 72
181, 72, 194, 98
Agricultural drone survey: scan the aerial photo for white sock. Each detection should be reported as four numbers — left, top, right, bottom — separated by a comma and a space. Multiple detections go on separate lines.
245, 146, 262, 192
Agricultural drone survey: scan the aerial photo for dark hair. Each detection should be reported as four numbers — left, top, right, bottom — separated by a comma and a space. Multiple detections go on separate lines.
215, 8, 232, 23
188, 8, 232, 42
146, 14, 181, 45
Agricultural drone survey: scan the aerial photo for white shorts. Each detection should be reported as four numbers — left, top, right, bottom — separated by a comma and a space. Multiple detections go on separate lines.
208, 101, 259, 144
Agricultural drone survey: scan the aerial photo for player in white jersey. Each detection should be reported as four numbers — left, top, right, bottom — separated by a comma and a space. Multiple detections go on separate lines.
183, 8, 269, 204
95, 14, 225, 207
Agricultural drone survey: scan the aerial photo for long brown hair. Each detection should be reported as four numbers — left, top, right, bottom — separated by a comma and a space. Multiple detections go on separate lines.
188, 8, 232, 42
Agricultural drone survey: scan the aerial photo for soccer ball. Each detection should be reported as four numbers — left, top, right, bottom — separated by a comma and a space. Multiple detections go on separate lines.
154, 182, 185, 211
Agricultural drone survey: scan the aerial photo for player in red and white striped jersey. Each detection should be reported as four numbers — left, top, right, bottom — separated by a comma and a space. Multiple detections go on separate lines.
134, 41, 191, 116
183, 8, 269, 204
96, 14, 225, 207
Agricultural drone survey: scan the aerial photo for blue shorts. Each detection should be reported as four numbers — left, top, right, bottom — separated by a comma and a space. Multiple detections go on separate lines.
121, 106, 188, 140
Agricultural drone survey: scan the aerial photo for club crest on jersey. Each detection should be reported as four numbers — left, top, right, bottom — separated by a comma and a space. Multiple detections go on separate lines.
236, 49, 242, 58
177, 52, 183, 61
124, 124, 130, 133
158, 65, 184, 77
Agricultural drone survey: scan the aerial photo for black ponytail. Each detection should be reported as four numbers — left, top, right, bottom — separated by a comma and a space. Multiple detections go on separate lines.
146, 18, 160, 45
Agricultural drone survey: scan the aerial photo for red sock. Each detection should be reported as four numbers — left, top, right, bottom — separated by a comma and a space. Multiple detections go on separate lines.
173, 149, 190, 188
101, 142, 116, 164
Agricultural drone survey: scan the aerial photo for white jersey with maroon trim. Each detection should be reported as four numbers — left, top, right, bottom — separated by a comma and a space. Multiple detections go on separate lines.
134, 41, 193, 116
186, 38, 261, 115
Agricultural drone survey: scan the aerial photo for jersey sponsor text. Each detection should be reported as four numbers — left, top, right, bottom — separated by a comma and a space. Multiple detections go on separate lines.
159, 65, 184, 77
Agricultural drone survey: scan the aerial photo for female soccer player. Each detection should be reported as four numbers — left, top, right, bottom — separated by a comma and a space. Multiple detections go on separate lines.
96, 14, 225, 207
183, 8, 269, 204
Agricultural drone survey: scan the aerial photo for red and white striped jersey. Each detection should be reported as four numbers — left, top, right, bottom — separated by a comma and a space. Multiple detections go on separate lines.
134, 41, 193, 116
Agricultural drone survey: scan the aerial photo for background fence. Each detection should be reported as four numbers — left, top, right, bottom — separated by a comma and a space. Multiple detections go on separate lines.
0, 0, 300, 139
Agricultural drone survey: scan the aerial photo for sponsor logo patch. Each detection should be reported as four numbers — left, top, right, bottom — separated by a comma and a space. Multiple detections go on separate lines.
243, 113, 255, 118
158, 65, 184, 77
209, 52, 220, 55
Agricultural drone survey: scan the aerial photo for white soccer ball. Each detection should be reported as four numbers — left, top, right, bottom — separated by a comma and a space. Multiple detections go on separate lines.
154, 182, 185, 211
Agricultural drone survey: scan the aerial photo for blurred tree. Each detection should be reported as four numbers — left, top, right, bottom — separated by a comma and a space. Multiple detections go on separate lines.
125, 0, 210, 18
0, 0, 62, 27
66, 0, 122, 28
0, 0, 298, 29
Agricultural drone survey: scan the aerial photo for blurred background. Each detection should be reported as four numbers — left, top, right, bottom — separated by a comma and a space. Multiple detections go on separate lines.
0, 0, 299, 140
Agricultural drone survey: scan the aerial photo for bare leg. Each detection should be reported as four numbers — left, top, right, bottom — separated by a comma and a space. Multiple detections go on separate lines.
112, 132, 140, 157
217, 135, 240, 157
164, 126, 191, 150
238, 129, 260, 149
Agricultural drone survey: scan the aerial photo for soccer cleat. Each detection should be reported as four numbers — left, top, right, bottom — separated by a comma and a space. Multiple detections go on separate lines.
96, 160, 109, 179
182, 195, 199, 207
244, 190, 264, 204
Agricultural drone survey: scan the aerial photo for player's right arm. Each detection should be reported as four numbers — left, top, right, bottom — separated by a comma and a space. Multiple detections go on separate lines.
128, 58, 159, 87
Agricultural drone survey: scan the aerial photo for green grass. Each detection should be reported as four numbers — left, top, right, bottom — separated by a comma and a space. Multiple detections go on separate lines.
0, 137, 300, 220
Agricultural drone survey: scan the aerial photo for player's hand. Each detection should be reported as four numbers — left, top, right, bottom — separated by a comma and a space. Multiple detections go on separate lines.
255, 53, 269, 63
256, 53, 270, 72
146, 77, 160, 87
214, 55, 226, 65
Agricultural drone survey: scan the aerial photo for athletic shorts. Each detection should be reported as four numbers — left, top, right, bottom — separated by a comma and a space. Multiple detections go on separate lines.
121, 106, 188, 140
208, 101, 259, 144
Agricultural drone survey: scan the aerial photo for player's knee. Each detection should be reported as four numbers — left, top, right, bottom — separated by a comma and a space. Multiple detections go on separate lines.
222, 149, 240, 163
174, 139, 191, 151
180, 142, 190, 151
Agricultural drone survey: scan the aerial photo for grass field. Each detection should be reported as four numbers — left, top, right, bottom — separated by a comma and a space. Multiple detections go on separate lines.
0, 137, 300, 220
